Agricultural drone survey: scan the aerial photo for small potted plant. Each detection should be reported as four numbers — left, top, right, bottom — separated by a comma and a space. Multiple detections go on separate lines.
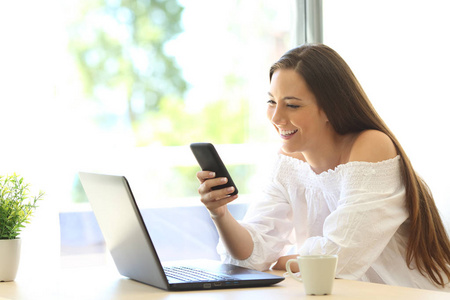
0, 174, 44, 281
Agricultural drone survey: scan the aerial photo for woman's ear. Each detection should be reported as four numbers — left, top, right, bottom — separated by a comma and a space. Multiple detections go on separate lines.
320, 109, 329, 124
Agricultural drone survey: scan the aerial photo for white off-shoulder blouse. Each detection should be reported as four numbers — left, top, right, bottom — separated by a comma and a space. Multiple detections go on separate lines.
219, 154, 450, 291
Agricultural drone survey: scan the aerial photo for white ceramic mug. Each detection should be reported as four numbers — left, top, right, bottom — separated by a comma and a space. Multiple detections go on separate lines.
286, 255, 338, 295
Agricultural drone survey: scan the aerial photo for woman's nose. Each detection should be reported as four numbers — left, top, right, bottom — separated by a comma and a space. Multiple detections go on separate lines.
269, 106, 286, 126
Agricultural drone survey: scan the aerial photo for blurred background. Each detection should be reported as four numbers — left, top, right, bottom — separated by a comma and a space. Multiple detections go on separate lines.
0, 0, 449, 269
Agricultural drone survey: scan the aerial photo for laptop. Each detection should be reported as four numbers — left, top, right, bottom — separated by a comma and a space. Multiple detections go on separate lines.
78, 172, 284, 291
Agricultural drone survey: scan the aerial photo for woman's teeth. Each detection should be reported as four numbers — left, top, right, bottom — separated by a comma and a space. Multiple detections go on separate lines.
280, 129, 298, 136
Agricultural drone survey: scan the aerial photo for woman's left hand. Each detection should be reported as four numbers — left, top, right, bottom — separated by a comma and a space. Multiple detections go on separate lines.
272, 255, 299, 272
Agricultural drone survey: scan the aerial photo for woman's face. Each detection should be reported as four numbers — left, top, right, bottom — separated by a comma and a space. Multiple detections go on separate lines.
267, 68, 329, 154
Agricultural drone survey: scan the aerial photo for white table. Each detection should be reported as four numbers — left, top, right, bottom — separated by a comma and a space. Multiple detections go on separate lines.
1, 256, 448, 300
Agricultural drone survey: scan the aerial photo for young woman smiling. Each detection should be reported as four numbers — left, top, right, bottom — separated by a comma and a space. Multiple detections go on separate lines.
196, 44, 450, 291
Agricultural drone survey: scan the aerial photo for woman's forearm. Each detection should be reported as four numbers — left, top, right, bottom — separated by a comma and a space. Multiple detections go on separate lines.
212, 209, 254, 260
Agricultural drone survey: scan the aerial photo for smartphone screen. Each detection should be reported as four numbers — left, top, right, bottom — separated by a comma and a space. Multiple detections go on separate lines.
190, 143, 238, 196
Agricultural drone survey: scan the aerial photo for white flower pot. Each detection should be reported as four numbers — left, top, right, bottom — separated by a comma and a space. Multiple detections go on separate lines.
0, 238, 21, 281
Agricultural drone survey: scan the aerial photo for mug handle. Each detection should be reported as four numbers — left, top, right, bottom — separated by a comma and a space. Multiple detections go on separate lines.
286, 258, 302, 282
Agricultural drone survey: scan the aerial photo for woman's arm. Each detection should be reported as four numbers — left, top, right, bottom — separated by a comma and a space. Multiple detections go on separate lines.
197, 171, 253, 260
272, 255, 299, 272
197, 154, 296, 270
211, 207, 254, 260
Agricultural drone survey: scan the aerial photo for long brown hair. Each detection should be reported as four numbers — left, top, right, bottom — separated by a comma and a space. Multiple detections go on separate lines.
270, 44, 450, 287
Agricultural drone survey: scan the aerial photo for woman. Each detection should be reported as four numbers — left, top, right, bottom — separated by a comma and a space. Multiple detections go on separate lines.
196, 44, 450, 291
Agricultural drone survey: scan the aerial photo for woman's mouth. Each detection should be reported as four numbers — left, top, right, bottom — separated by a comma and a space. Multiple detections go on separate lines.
280, 129, 298, 139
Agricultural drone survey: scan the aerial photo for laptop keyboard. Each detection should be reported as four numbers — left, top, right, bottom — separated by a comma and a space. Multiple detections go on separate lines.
164, 266, 234, 282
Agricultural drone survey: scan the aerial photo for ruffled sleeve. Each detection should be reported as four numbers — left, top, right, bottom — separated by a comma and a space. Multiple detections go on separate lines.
298, 156, 408, 280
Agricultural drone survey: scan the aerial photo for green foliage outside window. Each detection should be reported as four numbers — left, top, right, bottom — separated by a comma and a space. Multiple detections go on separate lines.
138, 97, 249, 146
67, 0, 249, 147
67, 0, 255, 203
67, 0, 188, 130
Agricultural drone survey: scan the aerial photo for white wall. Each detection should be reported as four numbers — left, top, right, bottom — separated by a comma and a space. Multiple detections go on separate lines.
323, 0, 450, 227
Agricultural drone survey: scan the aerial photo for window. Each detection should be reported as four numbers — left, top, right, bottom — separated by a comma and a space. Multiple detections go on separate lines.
64, 0, 293, 210
0, 0, 294, 265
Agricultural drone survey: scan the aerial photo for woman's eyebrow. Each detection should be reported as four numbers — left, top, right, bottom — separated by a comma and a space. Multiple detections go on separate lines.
268, 92, 303, 101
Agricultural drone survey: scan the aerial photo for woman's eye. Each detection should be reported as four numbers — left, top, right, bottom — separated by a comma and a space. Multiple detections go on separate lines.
287, 104, 300, 109
267, 100, 276, 105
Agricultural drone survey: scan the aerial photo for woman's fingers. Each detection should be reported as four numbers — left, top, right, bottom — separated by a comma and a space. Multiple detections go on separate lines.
202, 194, 238, 211
197, 171, 232, 197
196, 170, 238, 217
196, 171, 216, 183
199, 177, 228, 193
200, 186, 235, 202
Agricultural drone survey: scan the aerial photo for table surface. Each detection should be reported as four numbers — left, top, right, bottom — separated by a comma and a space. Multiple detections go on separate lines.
1, 257, 449, 300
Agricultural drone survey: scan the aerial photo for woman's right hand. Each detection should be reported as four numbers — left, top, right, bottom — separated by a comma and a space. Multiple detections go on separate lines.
196, 171, 238, 219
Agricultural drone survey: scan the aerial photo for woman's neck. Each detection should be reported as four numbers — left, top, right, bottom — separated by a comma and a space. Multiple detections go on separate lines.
302, 132, 358, 174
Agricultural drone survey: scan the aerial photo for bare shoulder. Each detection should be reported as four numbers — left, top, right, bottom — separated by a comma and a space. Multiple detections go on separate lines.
348, 130, 397, 163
